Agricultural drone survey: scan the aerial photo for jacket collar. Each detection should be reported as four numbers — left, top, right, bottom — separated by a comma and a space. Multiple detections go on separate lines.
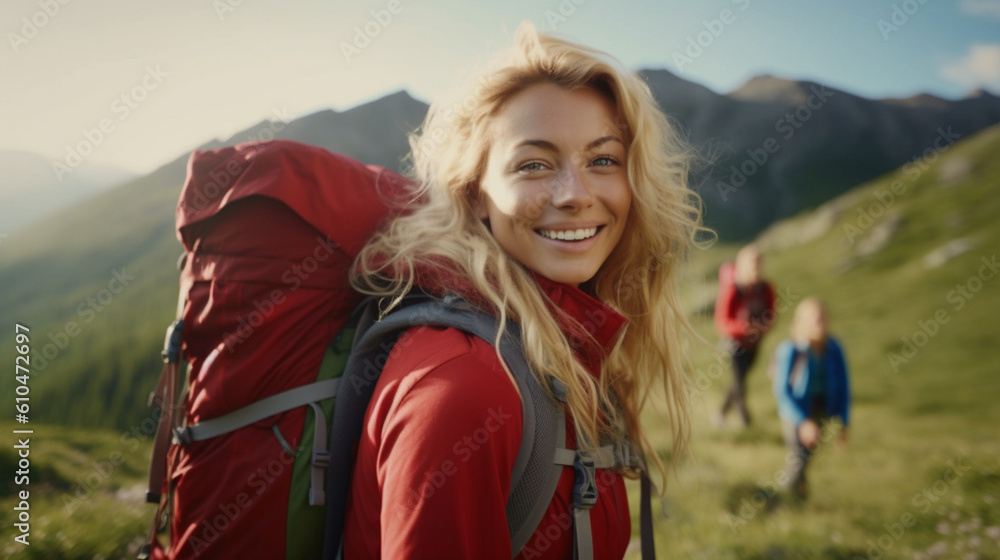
412, 261, 628, 373
531, 273, 628, 375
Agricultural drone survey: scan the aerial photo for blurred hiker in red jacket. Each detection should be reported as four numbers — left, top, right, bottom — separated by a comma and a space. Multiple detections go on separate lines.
342, 21, 704, 559
713, 244, 776, 428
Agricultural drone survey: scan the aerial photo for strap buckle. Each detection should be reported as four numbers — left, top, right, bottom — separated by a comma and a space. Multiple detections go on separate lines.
548, 377, 569, 403
572, 452, 598, 510
617, 441, 631, 468
161, 319, 185, 364
312, 449, 331, 469
172, 426, 194, 445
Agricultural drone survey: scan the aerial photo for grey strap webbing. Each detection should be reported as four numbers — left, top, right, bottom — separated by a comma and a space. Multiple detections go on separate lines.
172, 378, 339, 444
171, 378, 339, 506
551, 378, 654, 560
554, 441, 643, 470
561, 441, 657, 560
557, 443, 657, 560
307, 402, 331, 506
559, 409, 597, 560
574, 507, 595, 560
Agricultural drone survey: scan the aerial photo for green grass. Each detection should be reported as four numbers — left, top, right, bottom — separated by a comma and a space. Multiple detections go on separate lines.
1, 124, 998, 558
622, 123, 1000, 559
0, 421, 154, 559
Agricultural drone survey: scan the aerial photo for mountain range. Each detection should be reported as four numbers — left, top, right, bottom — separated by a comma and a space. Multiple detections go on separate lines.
639, 71, 1000, 236
8, 70, 999, 240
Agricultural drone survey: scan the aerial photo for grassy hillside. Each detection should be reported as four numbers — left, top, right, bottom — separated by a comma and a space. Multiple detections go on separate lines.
625, 122, 1000, 559
0, 421, 153, 559
1, 123, 997, 558
0, 158, 187, 429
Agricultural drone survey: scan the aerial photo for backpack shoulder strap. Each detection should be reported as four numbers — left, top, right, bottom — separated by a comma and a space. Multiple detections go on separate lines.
322, 294, 564, 559
549, 376, 653, 560
323, 293, 657, 560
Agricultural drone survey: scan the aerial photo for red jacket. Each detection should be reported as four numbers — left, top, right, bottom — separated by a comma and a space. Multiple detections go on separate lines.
713, 262, 776, 350
343, 275, 632, 559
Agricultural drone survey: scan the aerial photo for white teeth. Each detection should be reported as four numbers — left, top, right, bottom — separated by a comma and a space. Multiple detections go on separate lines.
538, 227, 598, 241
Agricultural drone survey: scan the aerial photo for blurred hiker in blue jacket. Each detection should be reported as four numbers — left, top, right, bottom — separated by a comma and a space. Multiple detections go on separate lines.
773, 297, 850, 498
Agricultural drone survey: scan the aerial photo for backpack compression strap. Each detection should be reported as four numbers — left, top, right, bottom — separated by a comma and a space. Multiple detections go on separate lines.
170, 377, 340, 507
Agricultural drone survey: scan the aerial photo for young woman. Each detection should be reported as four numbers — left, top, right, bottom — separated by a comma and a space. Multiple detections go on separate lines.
713, 244, 776, 428
772, 297, 850, 498
343, 22, 703, 558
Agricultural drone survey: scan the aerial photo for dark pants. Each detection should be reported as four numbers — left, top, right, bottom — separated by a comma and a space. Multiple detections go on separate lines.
781, 416, 834, 496
782, 400, 829, 496
719, 344, 758, 426
781, 420, 812, 495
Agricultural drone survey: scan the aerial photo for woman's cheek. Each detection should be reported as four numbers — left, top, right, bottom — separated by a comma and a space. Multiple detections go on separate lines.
514, 188, 550, 221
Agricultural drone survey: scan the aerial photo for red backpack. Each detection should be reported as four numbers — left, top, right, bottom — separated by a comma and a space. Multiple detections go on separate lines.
142, 140, 410, 558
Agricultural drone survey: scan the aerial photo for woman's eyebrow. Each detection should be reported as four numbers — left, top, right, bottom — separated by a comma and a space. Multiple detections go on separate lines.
514, 139, 559, 153
585, 135, 624, 151
513, 135, 624, 153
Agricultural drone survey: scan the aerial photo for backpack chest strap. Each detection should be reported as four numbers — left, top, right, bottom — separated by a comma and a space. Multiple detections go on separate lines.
554, 440, 644, 471
549, 379, 653, 560
556, 440, 655, 560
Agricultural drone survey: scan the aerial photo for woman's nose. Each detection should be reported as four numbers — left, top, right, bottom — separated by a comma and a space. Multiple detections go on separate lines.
548, 165, 594, 211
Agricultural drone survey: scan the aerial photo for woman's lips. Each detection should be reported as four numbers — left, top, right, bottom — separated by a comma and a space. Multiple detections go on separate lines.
534, 225, 605, 252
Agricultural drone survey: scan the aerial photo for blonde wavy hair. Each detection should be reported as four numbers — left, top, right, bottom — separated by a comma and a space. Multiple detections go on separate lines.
353, 22, 704, 483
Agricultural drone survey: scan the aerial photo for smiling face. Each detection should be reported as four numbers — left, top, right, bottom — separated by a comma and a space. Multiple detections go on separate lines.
476, 82, 631, 286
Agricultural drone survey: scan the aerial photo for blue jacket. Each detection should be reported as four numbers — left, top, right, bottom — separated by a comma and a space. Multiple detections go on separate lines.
772, 337, 850, 427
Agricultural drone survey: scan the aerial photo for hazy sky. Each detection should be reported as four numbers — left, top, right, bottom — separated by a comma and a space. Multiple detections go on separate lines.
3, 0, 999, 175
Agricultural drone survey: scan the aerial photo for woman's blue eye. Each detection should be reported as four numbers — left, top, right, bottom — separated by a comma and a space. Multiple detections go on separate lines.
592, 156, 619, 167
518, 161, 546, 172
